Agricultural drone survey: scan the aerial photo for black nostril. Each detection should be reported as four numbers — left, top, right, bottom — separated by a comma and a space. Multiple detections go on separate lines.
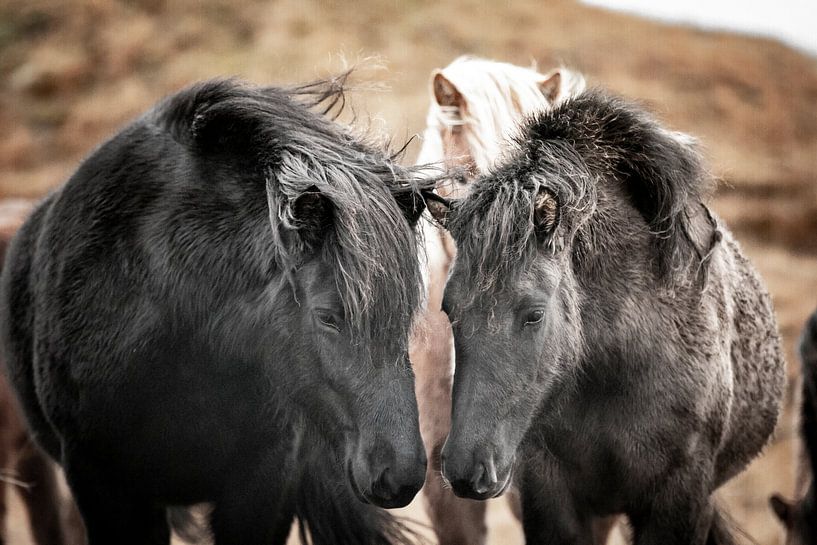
373, 466, 395, 496
446, 460, 500, 500
448, 477, 474, 498
366, 465, 422, 508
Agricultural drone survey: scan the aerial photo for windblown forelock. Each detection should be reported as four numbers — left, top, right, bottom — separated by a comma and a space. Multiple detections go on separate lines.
270, 129, 424, 352
449, 179, 538, 297
447, 138, 593, 301
158, 76, 426, 351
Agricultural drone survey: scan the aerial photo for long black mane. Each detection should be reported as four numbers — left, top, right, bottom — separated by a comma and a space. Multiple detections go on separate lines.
446, 89, 714, 291
155, 77, 427, 348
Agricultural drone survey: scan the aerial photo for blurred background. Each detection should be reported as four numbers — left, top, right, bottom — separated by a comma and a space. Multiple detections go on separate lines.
1, 0, 815, 543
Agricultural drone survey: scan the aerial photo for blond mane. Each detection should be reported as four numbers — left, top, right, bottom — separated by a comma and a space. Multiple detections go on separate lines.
417, 56, 586, 174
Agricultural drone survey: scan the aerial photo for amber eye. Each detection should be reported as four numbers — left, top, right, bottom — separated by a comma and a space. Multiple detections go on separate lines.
316, 311, 341, 332
524, 309, 545, 326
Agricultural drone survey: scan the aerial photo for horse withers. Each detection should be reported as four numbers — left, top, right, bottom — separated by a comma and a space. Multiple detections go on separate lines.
0, 79, 429, 545
770, 309, 817, 545
412, 56, 586, 545
429, 90, 785, 544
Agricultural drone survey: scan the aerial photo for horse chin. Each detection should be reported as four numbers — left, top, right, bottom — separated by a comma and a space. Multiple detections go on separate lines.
492, 467, 514, 498
346, 459, 370, 505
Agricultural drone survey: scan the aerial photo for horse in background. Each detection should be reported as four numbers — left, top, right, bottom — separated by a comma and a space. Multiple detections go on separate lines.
0, 78, 430, 545
770, 309, 817, 545
410, 56, 586, 545
430, 89, 785, 544
0, 199, 82, 545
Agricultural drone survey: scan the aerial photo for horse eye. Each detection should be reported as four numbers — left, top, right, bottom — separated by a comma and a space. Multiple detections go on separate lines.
316, 312, 341, 332
524, 309, 545, 326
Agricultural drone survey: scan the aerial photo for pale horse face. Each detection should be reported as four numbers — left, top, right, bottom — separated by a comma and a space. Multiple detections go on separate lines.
418, 59, 585, 200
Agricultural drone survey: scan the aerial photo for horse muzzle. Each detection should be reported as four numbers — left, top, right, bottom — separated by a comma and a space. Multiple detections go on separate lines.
440, 442, 514, 500
347, 441, 427, 508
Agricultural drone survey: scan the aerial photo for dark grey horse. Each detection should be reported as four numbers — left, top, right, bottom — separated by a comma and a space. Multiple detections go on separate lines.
770, 309, 817, 545
428, 90, 785, 544
0, 78, 429, 545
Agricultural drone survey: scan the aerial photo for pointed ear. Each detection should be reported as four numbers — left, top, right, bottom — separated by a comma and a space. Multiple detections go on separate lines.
533, 187, 559, 239
433, 71, 465, 109
769, 494, 795, 528
539, 70, 563, 103
392, 189, 426, 228
539, 68, 586, 104
426, 194, 452, 228
289, 186, 333, 250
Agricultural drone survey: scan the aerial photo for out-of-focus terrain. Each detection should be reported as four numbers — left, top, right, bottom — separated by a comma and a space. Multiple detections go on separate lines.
1, 0, 815, 543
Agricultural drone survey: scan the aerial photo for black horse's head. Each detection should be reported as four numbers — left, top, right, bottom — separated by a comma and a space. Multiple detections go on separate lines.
164, 79, 430, 508
428, 90, 710, 499
276, 180, 427, 508
272, 169, 429, 508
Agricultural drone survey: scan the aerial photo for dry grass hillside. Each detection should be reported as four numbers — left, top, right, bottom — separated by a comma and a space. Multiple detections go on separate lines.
1, 1, 816, 543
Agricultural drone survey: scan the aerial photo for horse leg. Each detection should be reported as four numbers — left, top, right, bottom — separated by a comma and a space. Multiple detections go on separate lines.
631, 502, 713, 545
423, 464, 487, 545
61, 495, 86, 545
210, 463, 294, 545
211, 498, 294, 545
63, 453, 170, 545
15, 439, 65, 545
591, 515, 619, 545
629, 470, 722, 545
413, 309, 487, 545
519, 458, 595, 545
506, 483, 619, 544
0, 380, 17, 545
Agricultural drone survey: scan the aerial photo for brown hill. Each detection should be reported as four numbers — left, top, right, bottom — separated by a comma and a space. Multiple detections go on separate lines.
1, 1, 815, 543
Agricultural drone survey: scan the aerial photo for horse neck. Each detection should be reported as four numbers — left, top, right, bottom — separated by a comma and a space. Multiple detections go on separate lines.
416, 123, 444, 166
566, 204, 723, 407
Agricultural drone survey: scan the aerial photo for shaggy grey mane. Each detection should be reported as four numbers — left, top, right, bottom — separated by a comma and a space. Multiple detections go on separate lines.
446, 89, 718, 295
156, 76, 431, 347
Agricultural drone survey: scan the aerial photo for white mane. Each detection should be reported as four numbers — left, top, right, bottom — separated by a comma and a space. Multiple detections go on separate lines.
415, 57, 587, 310
417, 56, 586, 173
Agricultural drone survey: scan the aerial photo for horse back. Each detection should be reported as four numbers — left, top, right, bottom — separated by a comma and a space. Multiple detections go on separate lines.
712, 227, 785, 485
0, 197, 63, 459
2, 112, 286, 503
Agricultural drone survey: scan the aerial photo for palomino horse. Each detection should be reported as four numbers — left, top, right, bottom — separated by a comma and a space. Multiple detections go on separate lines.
411, 56, 585, 545
431, 90, 785, 544
770, 309, 817, 545
0, 79, 430, 545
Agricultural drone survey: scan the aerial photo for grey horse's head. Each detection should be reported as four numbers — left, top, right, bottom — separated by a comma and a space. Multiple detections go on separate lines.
428, 89, 711, 499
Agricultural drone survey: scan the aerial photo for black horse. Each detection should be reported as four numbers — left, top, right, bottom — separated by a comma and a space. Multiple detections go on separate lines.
429, 90, 785, 544
770, 309, 817, 545
0, 78, 429, 544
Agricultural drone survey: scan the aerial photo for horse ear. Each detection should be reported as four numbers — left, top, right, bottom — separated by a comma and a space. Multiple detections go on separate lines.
426, 196, 452, 228
289, 186, 333, 250
538, 70, 563, 103
183, 81, 266, 156
392, 190, 426, 228
533, 187, 559, 239
433, 72, 465, 110
769, 494, 795, 528
539, 68, 586, 104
